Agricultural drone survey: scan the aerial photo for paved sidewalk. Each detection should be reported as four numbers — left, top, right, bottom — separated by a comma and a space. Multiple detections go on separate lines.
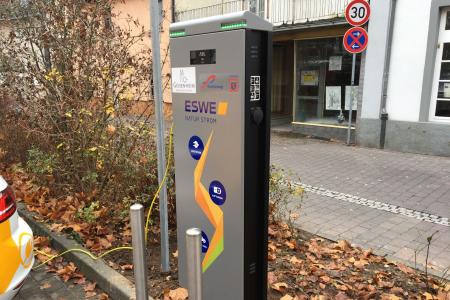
271, 133, 450, 275
17, 262, 105, 300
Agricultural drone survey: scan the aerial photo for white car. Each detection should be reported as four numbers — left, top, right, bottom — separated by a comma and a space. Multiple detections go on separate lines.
0, 176, 34, 300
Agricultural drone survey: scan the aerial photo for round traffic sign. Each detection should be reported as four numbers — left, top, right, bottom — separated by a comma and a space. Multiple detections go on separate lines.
345, 0, 371, 26
343, 27, 369, 54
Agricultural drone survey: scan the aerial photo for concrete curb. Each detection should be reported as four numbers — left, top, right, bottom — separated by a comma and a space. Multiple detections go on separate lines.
17, 203, 152, 300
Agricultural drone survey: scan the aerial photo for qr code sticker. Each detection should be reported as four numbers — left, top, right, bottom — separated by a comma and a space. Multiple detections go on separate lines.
250, 75, 261, 101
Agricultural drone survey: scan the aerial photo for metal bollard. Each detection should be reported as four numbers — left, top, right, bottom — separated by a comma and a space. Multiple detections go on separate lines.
186, 228, 202, 300
130, 204, 149, 300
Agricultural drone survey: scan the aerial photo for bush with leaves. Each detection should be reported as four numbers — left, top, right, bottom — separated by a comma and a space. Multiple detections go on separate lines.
0, 0, 175, 219
269, 165, 304, 225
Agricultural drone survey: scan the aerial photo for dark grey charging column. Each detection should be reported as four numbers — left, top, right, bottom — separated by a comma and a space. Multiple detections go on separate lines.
170, 11, 272, 300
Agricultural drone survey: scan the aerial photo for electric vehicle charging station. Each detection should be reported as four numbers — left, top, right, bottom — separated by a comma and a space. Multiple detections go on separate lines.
170, 11, 273, 300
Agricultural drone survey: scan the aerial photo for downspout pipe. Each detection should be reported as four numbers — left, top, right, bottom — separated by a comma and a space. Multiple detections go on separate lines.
379, 0, 397, 149
171, 0, 175, 22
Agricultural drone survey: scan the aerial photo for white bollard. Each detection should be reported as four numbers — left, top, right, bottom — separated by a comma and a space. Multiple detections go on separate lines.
130, 204, 149, 300
186, 228, 202, 300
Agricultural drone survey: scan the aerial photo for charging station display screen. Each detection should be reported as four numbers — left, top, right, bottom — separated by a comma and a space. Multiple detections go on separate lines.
190, 49, 216, 65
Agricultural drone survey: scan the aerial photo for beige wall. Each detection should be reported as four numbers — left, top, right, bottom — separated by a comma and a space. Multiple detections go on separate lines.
175, 0, 220, 12
113, 0, 173, 109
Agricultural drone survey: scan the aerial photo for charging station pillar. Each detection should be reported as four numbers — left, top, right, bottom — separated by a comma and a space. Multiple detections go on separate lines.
170, 11, 273, 300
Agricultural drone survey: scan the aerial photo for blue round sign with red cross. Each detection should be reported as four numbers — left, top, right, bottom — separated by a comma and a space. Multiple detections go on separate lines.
343, 27, 369, 54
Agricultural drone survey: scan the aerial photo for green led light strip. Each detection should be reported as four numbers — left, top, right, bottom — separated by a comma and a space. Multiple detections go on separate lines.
220, 21, 247, 30
170, 30, 186, 37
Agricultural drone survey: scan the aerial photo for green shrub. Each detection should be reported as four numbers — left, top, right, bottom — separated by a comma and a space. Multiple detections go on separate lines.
26, 147, 56, 175
0, 0, 176, 224
75, 201, 100, 224
269, 165, 304, 224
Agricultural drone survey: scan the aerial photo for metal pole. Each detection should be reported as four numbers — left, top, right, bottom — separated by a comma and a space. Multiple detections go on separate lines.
347, 53, 356, 145
186, 228, 202, 300
130, 204, 149, 300
148, 0, 170, 272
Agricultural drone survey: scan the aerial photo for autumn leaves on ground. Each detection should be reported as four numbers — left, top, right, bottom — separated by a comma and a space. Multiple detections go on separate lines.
2, 165, 449, 300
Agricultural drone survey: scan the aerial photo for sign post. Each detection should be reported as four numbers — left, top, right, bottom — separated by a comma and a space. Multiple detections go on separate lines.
344, 0, 370, 145
148, 0, 170, 271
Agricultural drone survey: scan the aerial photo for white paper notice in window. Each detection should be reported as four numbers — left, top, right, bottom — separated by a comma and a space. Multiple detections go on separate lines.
326, 86, 342, 110
329, 56, 342, 71
345, 86, 359, 111
172, 67, 196, 94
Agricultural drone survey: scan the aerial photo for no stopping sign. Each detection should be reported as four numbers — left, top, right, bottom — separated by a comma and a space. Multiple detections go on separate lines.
345, 0, 371, 27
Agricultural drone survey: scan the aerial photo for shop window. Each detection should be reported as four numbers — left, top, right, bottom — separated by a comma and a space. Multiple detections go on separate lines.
294, 37, 361, 125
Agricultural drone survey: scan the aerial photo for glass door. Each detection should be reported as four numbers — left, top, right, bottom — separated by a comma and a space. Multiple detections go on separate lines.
430, 8, 450, 122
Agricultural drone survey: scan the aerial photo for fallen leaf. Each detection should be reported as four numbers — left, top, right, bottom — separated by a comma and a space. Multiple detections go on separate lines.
390, 287, 404, 295
437, 291, 450, 300
285, 240, 296, 250
120, 264, 133, 271
396, 263, 414, 274
268, 272, 277, 285
363, 249, 373, 258
40, 282, 51, 290
376, 280, 394, 289
85, 291, 97, 298
84, 282, 97, 292
289, 256, 303, 265
99, 293, 109, 300
335, 240, 352, 251
268, 226, 277, 236
172, 250, 178, 258
272, 282, 288, 293
289, 212, 300, 220
169, 287, 188, 300
74, 277, 86, 285
99, 238, 112, 249
354, 259, 369, 268
281, 295, 294, 300
335, 292, 350, 300
380, 294, 402, 300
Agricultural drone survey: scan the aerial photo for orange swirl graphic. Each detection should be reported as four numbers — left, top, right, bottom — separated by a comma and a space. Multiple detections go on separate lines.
193, 132, 224, 272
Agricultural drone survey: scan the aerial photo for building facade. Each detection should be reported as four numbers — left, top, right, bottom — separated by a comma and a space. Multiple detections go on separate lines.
114, 0, 174, 116
360, 0, 450, 156
174, 0, 450, 156
174, 0, 360, 142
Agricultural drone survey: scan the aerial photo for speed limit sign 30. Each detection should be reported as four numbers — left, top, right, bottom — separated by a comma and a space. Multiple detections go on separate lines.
345, 0, 371, 27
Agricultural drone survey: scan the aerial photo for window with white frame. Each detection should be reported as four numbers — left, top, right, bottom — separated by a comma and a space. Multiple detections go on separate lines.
431, 8, 450, 121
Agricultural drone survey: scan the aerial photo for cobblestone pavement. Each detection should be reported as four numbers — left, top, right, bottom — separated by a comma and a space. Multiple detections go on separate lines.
270, 133, 450, 274
16, 261, 105, 300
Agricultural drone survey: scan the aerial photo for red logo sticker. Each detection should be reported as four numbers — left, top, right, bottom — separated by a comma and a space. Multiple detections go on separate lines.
228, 76, 239, 93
